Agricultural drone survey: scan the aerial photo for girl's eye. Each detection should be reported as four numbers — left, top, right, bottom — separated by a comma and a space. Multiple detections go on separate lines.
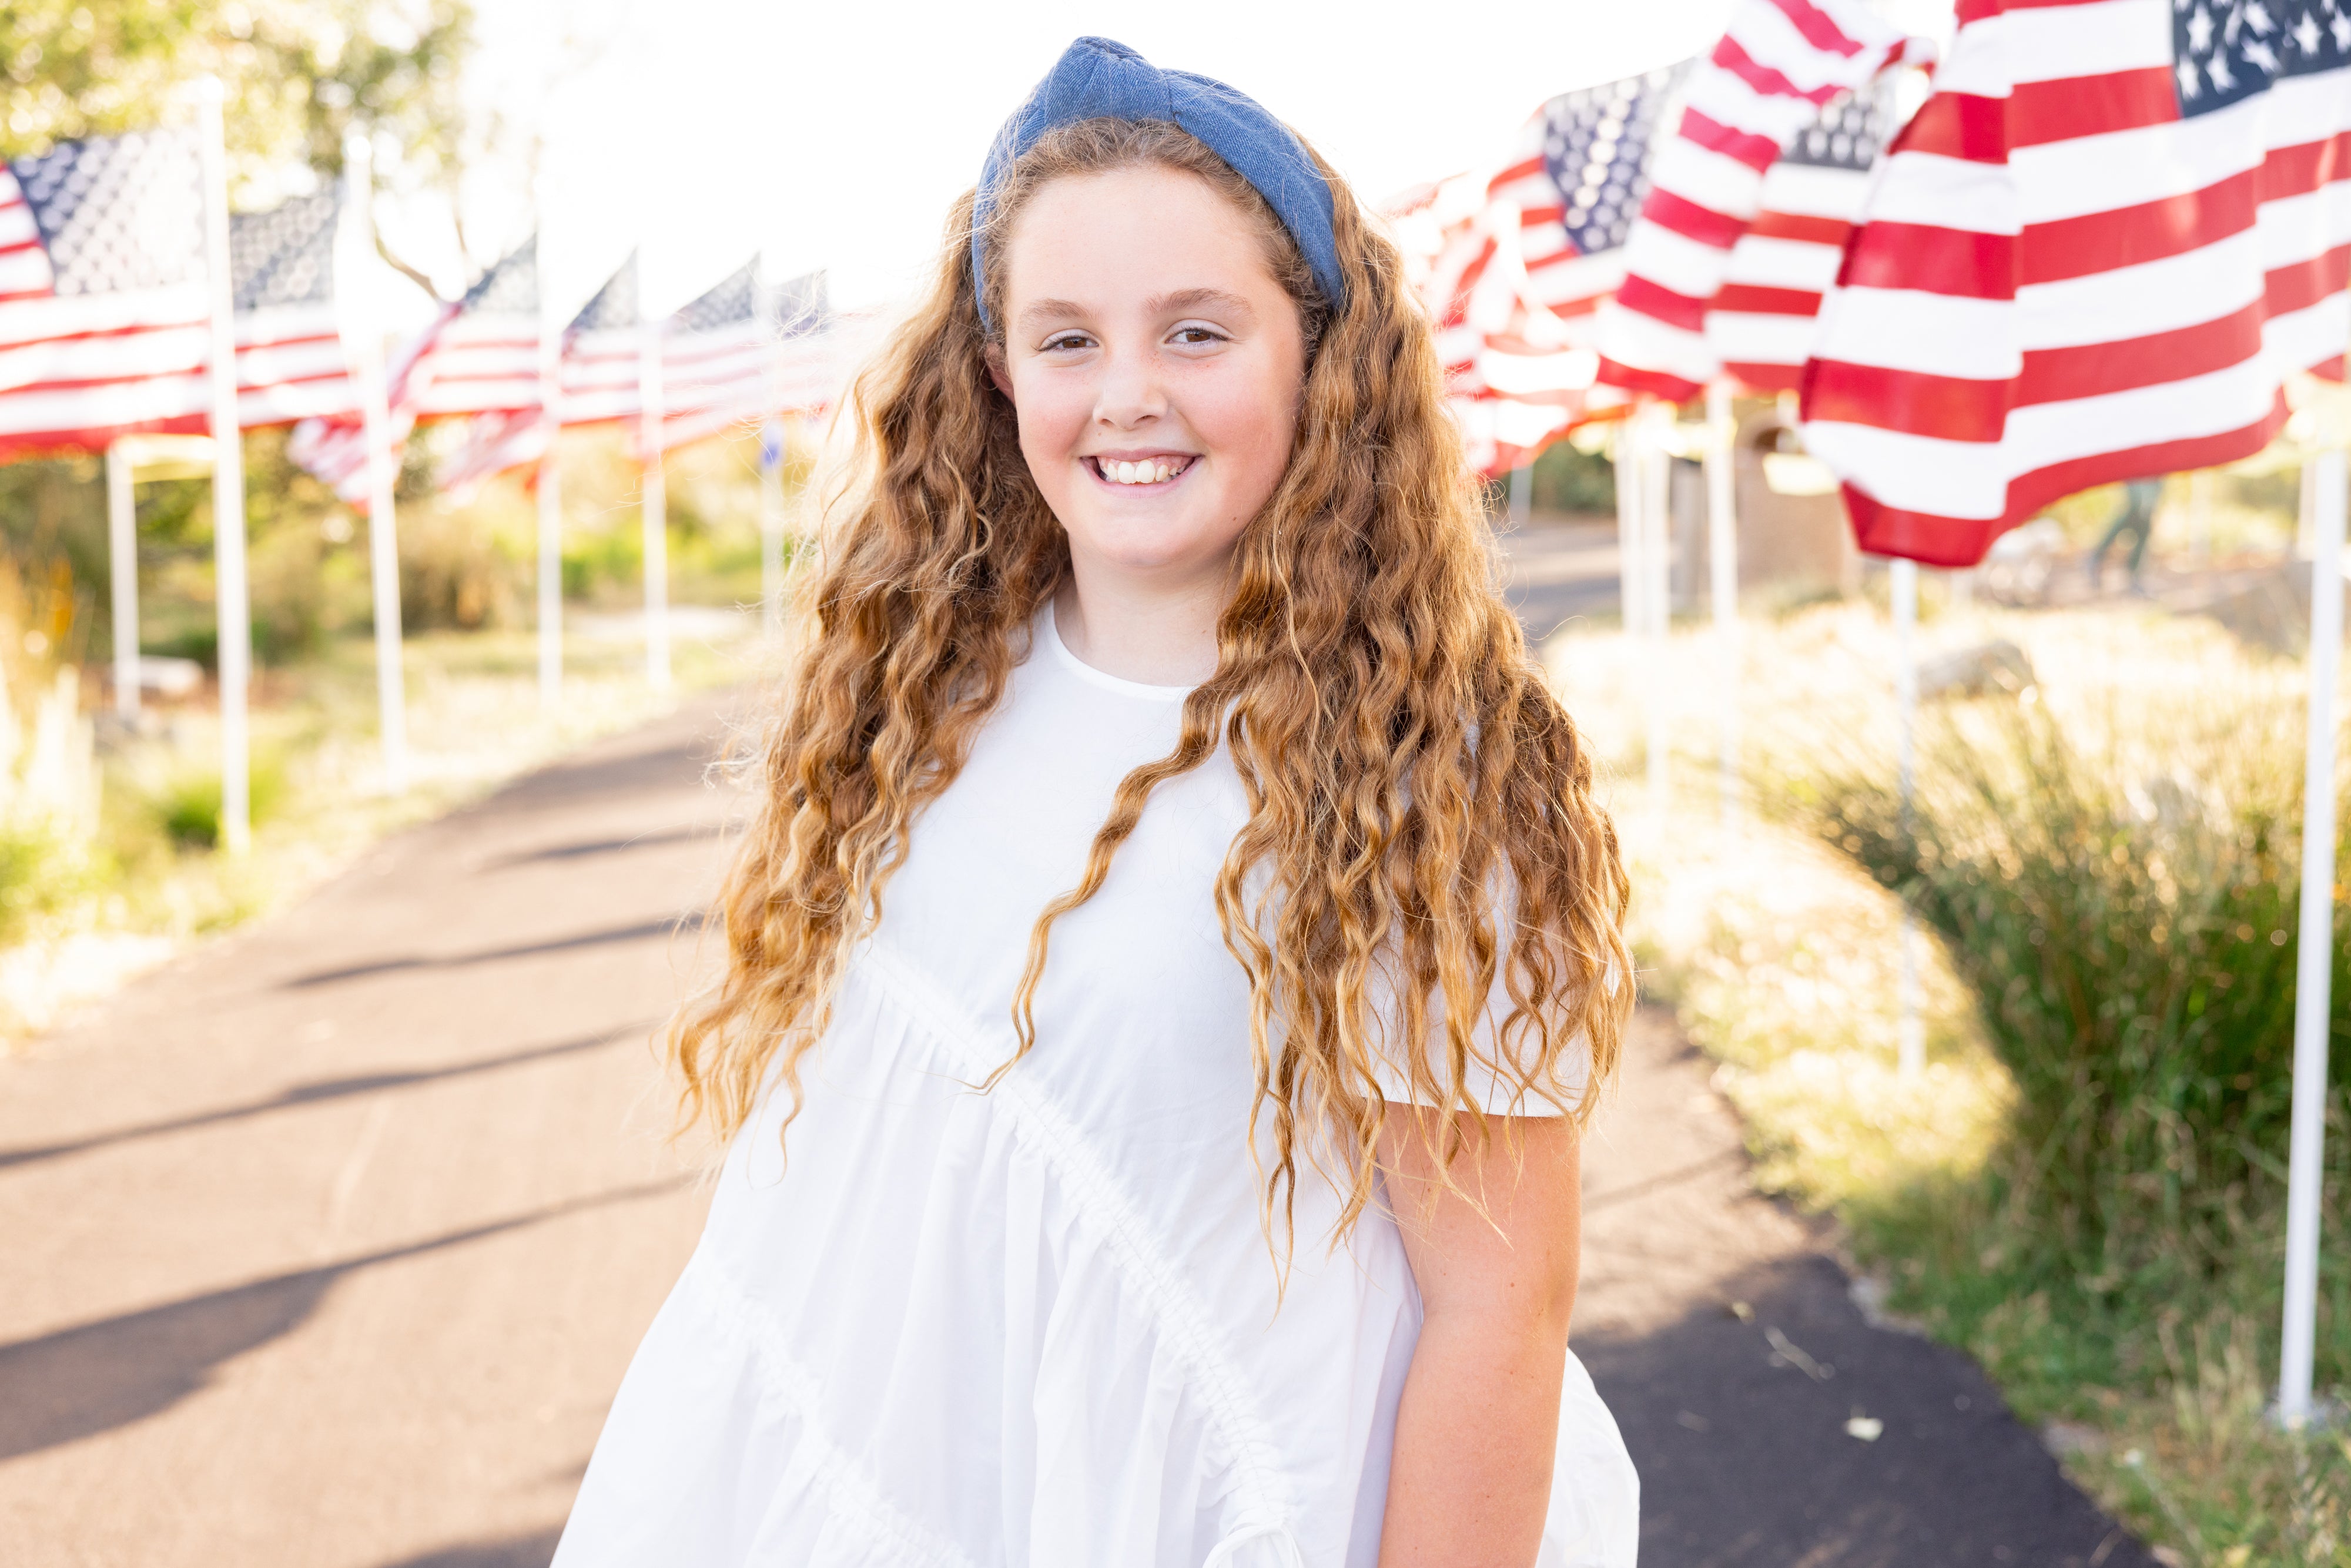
1041, 333, 1093, 353
1171, 326, 1225, 346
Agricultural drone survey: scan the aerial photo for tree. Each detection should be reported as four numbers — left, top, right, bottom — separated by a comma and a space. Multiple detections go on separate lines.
0, 0, 473, 289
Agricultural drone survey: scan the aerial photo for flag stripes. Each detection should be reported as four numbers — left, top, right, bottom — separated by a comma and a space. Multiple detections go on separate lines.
0, 143, 357, 462
1798, 0, 2351, 565
1596, 0, 1928, 401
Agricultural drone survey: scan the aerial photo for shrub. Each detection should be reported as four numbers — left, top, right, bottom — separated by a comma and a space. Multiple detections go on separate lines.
1802, 686, 2349, 1298
149, 753, 288, 850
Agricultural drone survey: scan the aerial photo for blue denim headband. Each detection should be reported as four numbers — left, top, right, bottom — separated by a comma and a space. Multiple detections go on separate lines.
971, 36, 1345, 333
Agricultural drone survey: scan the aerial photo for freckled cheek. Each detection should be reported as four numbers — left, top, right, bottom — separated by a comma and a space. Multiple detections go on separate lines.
1177, 371, 1297, 499
1010, 373, 1097, 478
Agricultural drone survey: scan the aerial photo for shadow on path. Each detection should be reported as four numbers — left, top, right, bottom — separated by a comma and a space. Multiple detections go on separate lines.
1580, 1252, 2154, 1568
284, 914, 705, 990
0, 1026, 654, 1172
481, 825, 726, 872
0, 1178, 686, 1464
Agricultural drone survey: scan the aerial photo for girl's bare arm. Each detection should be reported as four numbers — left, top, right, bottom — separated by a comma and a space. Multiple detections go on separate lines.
1376, 1108, 1582, 1568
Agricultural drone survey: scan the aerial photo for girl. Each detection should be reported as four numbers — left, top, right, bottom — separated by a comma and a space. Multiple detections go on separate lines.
555, 37, 1637, 1568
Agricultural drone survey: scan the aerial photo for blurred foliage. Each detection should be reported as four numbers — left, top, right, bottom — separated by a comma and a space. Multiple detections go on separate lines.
0, 0, 473, 203
1529, 436, 1616, 515
148, 747, 284, 848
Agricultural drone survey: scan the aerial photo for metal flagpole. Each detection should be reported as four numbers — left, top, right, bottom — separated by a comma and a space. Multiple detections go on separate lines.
534, 179, 563, 708
1704, 380, 1740, 823
1508, 460, 1532, 528
195, 78, 252, 854
1892, 555, 1925, 1076
106, 442, 138, 721
2279, 442, 2343, 1430
638, 276, 671, 691
341, 135, 407, 794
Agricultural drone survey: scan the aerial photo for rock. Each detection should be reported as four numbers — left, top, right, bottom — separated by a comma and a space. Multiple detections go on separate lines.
1919, 639, 2036, 699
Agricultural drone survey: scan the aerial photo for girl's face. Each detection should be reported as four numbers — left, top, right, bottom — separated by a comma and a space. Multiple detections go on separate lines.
994, 165, 1307, 588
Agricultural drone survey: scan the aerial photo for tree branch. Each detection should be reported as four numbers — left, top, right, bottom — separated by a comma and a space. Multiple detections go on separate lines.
374, 235, 446, 303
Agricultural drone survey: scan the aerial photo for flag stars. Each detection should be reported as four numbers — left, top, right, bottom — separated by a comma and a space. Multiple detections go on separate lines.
2245, 37, 2282, 69
2335, 12, 2351, 48
2180, 55, 2205, 93
2188, 5, 2215, 52
2244, 0, 2276, 31
2295, 11, 2323, 49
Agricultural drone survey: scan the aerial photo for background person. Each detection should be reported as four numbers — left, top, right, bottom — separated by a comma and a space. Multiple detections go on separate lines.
2087, 477, 2166, 592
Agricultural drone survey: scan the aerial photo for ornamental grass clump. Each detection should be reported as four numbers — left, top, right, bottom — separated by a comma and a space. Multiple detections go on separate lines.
1801, 681, 2349, 1307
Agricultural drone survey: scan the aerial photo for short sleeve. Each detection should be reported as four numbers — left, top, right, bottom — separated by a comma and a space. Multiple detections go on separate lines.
1363, 939, 1609, 1118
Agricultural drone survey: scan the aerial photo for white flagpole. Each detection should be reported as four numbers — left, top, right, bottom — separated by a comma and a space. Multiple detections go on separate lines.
106, 441, 138, 721
341, 135, 407, 794
1892, 554, 1925, 1076
759, 418, 786, 638
1705, 379, 1740, 823
1643, 402, 1672, 823
1508, 460, 1531, 528
1615, 419, 1646, 635
2279, 443, 2343, 1430
195, 78, 252, 854
638, 279, 671, 691
1614, 416, 1659, 830
756, 263, 786, 638
535, 180, 563, 709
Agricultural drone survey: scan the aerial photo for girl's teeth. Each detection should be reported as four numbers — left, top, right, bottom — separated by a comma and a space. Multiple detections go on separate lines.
1100, 458, 1185, 484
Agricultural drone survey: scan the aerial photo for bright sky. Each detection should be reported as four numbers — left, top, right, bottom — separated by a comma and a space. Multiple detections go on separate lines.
395, 0, 1951, 325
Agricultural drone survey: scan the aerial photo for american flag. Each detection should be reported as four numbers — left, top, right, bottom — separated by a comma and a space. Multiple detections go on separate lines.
1595, 0, 1929, 403
1706, 88, 1890, 393
0, 130, 356, 461
649, 260, 839, 456
292, 236, 538, 504
1799, 0, 2351, 566
434, 258, 840, 492
1395, 65, 1686, 474
556, 251, 642, 428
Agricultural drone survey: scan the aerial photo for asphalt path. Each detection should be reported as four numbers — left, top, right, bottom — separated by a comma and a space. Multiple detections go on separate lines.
0, 664, 2155, 1566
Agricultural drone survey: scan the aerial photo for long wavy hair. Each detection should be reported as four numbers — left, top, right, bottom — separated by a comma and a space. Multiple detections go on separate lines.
668, 118, 1631, 1247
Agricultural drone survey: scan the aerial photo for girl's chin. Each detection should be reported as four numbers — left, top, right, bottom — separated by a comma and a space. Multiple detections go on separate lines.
1064, 522, 1245, 579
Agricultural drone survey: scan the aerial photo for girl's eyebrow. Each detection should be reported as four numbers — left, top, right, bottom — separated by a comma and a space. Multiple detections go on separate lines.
1151, 287, 1254, 321
1014, 289, 1258, 336
1016, 299, 1090, 332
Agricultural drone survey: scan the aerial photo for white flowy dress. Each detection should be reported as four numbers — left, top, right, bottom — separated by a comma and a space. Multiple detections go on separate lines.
552, 607, 1639, 1568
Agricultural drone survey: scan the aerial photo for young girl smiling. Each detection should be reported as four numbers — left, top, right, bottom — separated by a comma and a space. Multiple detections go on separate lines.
555, 37, 1637, 1568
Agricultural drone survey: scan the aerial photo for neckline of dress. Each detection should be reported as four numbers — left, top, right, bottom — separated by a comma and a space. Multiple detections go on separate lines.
1041, 601, 1198, 703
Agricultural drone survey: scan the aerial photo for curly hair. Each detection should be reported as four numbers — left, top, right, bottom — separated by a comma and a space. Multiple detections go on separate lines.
667, 118, 1631, 1249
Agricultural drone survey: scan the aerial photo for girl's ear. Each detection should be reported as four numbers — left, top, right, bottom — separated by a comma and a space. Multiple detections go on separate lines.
984, 346, 1015, 404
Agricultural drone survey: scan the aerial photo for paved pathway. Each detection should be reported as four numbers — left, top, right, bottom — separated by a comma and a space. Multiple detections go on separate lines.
0, 702, 734, 1567
0, 684, 2155, 1566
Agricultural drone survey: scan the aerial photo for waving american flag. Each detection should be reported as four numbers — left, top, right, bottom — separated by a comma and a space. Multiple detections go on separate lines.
1395, 65, 1684, 474
1800, 0, 2351, 565
0, 130, 357, 461
1595, 0, 1930, 403
292, 237, 539, 504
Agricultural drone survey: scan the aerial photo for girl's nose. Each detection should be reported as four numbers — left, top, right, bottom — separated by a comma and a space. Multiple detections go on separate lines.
1093, 345, 1168, 428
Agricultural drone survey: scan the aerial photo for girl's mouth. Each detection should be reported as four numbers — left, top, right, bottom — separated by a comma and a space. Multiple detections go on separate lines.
1085, 454, 1197, 488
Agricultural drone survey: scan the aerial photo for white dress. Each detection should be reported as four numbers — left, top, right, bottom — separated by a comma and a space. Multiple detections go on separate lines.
554, 607, 1639, 1568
